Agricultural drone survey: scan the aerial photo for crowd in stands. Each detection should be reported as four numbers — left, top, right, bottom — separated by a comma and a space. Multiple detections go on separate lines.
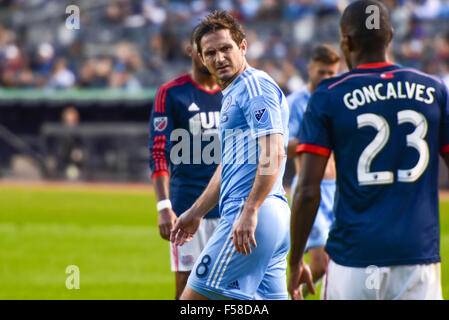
1, 0, 449, 95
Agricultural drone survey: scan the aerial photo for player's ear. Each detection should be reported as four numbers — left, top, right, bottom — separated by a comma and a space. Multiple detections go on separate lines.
386, 27, 394, 47
240, 39, 247, 55
185, 44, 193, 58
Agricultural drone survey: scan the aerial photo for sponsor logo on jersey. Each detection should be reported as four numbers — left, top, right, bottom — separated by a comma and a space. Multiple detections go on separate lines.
188, 102, 200, 112
154, 117, 168, 131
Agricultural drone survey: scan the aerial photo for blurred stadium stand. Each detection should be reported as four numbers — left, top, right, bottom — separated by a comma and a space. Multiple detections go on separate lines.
1, 0, 449, 185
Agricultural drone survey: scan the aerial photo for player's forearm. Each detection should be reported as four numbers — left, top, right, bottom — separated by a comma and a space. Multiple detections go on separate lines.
244, 134, 284, 213
289, 183, 321, 267
287, 138, 299, 160
153, 174, 170, 201
189, 164, 222, 218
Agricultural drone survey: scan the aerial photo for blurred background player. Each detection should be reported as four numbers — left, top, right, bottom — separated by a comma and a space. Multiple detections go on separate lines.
289, 0, 449, 300
148, 27, 222, 299
287, 44, 340, 296
171, 10, 291, 300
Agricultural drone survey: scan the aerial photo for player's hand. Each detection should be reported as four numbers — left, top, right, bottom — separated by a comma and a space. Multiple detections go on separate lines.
158, 208, 178, 241
170, 210, 201, 246
231, 208, 258, 256
288, 259, 315, 300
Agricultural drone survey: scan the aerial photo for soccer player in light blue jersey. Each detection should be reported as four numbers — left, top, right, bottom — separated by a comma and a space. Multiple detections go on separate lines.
170, 10, 293, 300
287, 44, 340, 295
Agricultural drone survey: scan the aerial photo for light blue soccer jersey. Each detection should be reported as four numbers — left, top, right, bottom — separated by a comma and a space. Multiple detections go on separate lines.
287, 87, 311, 140
219, 67, 289, 208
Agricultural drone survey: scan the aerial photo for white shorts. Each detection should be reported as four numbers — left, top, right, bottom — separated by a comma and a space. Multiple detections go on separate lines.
170, 218, 219, 272
323, 259, 443, 300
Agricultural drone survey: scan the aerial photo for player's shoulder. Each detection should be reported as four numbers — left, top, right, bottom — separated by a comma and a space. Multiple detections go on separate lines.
392, 64, 446, 87
242, 67, 283, 97
158, 73, 191, 93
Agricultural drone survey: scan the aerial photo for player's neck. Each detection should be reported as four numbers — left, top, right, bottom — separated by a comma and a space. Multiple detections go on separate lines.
352, 51, 388, 70
219, 61, 249, 91
191, 69, 219, 92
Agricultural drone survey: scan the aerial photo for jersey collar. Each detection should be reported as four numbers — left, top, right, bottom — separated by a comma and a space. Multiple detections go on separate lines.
186, 73, 221, 94
221, 66, 251, 96
356, 62, 395, 69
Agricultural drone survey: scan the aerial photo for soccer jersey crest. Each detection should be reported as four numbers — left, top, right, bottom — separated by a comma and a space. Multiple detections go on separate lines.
153, 117, 168, 131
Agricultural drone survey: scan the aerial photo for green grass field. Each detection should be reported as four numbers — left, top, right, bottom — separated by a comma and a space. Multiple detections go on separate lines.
1, 184, 448, 300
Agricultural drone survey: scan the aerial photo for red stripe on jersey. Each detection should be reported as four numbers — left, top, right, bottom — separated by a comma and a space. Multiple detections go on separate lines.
356, 62, 394, 69
440, 145, 449, 154
296, 144, 331, 157
156, 75, 190, 113
154, 85, 163, 113
172, 242, 179, 272
152, 171, 169, 179
152, 135, 167, 173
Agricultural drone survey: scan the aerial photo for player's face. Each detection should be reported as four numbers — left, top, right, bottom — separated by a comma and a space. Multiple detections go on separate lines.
308, 61, 340, 91
199, 29, 247, 86
190, 41, 211, 76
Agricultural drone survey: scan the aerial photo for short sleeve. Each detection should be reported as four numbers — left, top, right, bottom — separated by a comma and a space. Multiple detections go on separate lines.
297, 90, 332, 157
240, 78, 284, 139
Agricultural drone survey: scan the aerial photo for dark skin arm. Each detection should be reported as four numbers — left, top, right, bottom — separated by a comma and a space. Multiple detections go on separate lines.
287, 138, 299, 160
288, 152, 329, 300
154, 174, 177, 241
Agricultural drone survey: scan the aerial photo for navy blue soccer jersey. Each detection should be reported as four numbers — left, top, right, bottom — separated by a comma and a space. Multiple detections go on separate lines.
149, 73, 222, 219
297, 62, 449, 267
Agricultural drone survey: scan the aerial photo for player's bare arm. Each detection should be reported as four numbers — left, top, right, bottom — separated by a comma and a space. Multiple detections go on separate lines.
170, 164, 222, 246
154, 174, 177, 241
231, 134, 284, 256
287, 138, 299, 160
288, 152, 329, 299
294, 152, 336, 180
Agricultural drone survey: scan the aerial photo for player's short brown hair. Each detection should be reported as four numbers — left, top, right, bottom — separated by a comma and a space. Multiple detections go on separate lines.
194, 10, 246, 56
310, 44, 340, 65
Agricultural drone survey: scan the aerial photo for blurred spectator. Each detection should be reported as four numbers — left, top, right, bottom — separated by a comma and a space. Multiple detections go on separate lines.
59, 106, 83, 181
0, 0, 448, 95
46, 58, 76, 89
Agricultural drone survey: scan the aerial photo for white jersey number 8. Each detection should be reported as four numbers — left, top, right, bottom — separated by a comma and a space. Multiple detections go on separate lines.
357, 110, 429, 186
